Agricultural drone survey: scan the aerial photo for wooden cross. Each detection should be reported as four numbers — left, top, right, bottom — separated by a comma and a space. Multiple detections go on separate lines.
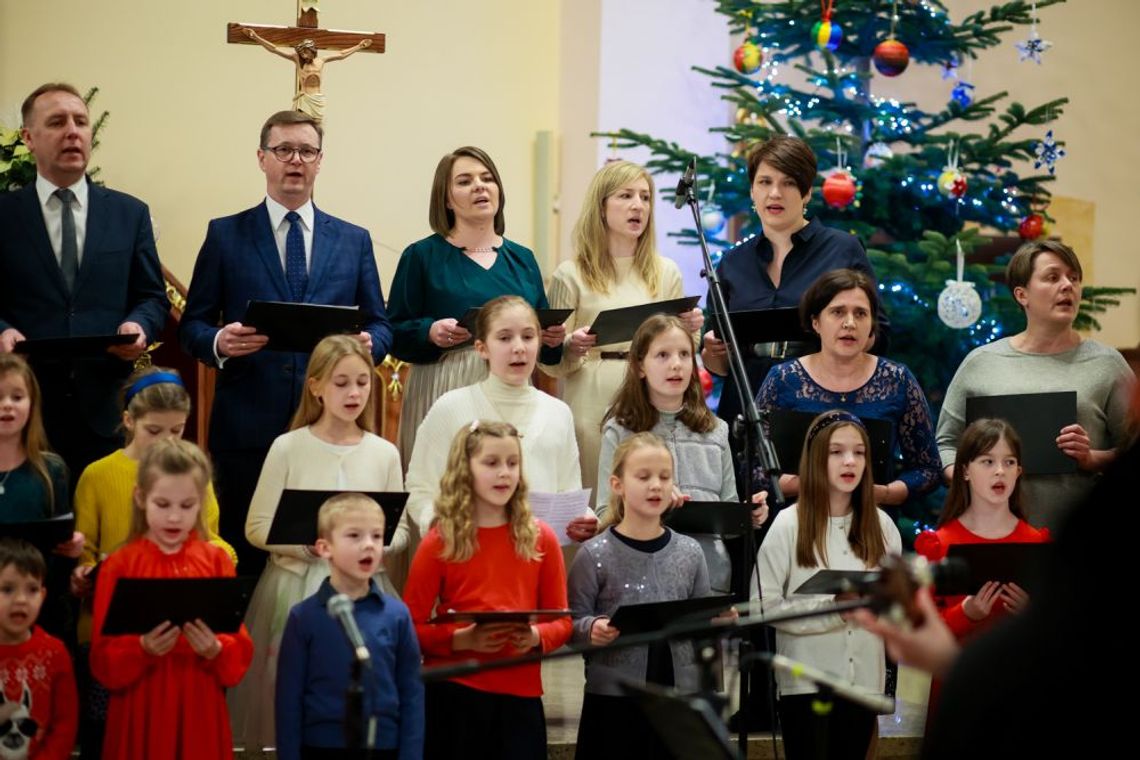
227, 2, 384, 122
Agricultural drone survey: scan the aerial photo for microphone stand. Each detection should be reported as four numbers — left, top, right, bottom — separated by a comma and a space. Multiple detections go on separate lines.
421, 596, 894, 760
675, 156, 785, 750
344, 657, 368, 755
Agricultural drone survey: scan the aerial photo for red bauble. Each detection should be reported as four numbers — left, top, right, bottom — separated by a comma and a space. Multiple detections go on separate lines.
873, 39, 910, 77
698, 367, 713, 397
821, 171, 857, 209
1018, 213, 1045, 240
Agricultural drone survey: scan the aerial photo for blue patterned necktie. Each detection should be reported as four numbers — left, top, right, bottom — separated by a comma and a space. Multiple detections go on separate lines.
284, 210, 308, 301
54, 188, 79, 293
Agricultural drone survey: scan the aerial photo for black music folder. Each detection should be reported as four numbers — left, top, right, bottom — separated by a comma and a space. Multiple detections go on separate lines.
587, 296, 701, 346
242, 300, 363, 353
445, 307, 575, 351
608, 595, 734, 635
794, 569, 880, 595
664, 501, 752, 537
100, 577, 257, 635
266, 490, 408, 546
14, 334, 137, 358
942, 543, 1051, 596
965, 391, 1078, 475
768, 408, 894, 484
429, 610, 571, 625
709, 307, 818, 347
1, 513, 75, 554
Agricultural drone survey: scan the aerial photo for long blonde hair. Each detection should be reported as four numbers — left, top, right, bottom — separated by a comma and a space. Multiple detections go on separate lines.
598, 432, 672, 530
0, 354, 63, 514
571, 161, 662, 296
290, 335, 376, 432
795, 411, 886, 569
434, 421, 540, 563
128, 438, 211, 542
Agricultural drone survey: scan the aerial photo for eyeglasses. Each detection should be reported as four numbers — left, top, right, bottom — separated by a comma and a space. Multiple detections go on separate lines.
263, 144, 322, 163
0, 716, 38, 737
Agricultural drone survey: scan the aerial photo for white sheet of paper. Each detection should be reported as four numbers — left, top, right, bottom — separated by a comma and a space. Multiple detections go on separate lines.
529, 489, 592, 547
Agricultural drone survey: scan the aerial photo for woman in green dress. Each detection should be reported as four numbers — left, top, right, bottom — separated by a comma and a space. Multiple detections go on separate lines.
387, 146, 564, 468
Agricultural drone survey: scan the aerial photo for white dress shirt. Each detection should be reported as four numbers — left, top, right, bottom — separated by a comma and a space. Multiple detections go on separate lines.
35, 174, 89, 266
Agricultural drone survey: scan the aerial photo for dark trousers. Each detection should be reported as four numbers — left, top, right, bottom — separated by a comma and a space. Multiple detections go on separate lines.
575, 692, 671, 760
301, 749, 397, 759
425, 681, 546, 760
212, 446, 270, 575
40, 381, 120, 491
778, 693, 876, 760
76, 644, 108, 760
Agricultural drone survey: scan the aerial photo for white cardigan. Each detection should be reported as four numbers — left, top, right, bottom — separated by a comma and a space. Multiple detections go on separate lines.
245, 426, 403, 575
752, 504, 902, 697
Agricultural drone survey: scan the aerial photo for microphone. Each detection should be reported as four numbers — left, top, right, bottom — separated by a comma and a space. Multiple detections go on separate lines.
768, 653, 896, 715
327, 593, 372, 666
673, 156, 697, 209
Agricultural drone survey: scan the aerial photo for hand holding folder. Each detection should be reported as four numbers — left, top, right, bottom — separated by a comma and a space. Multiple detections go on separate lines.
101, 577, 257, 635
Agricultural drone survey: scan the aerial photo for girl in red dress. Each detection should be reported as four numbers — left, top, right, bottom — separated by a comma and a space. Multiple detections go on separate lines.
90, 439, 253, 759
915, 418, 1050, 726
917, 418, 1050, 639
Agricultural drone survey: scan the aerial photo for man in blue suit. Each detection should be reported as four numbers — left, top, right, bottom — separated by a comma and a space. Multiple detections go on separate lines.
0, 82, 169, 478
180, 110, 393, 571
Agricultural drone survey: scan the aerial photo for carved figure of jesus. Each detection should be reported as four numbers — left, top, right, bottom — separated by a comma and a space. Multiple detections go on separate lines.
241, 26, 371, 122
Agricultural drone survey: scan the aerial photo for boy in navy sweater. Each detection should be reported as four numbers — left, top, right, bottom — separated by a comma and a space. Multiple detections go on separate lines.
275, 494, 424, 760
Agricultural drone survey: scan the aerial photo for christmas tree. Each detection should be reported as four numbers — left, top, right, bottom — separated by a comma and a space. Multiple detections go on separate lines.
601, 0, 1129, 400
598, 0, 1132, 536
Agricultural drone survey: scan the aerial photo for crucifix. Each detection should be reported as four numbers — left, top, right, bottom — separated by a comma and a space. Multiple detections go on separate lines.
228, 1, 384, 123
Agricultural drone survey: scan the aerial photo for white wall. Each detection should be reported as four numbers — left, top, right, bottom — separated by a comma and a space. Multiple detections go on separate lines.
558, 0, 731, 297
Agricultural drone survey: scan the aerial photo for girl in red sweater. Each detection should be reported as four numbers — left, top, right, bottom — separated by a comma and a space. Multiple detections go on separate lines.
917, 418, 1050, 639
404, 420, 570, 760
90, 439, 253, 760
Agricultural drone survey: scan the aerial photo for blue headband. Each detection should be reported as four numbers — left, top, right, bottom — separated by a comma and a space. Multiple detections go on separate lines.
124, 372, 184, 408
805, 410, 866, 448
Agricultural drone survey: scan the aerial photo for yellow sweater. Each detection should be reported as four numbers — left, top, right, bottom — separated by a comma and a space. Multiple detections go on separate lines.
75, 449, 237, 567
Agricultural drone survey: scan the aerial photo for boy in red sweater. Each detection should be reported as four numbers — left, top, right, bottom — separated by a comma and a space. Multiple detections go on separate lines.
0, 538, 77, 760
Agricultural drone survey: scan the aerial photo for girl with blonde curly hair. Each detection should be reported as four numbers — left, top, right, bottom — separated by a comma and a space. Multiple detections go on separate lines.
404, 420, 571, 759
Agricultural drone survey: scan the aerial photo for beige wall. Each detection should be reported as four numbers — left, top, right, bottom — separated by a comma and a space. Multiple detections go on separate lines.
0, 0, 560, 288
2, 0, 1136, 347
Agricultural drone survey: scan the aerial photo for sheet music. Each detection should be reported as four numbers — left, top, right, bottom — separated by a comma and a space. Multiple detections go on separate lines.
529, 489, 592, 547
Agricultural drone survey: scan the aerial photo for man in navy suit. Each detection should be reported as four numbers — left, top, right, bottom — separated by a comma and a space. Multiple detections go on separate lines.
180, 110, 393, 571
0, 82, 169, 478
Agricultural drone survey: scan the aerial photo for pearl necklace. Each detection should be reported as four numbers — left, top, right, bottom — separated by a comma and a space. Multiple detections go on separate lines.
465, 245, 496, 254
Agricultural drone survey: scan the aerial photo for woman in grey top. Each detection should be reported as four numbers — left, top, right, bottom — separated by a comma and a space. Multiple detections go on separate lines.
936, 240, 1135, 528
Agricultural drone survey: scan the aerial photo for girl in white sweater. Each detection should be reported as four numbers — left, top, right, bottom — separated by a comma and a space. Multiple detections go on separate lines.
393, 296, 590, 569
753, 410, 901, 760
229, 335, 403, 751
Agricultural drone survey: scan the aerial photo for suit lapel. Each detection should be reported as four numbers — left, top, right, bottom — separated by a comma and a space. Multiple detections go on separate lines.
75, 180, 105, 293
249, 201, 292, 300
17, 183, 68, 297
305, 205, 339, 300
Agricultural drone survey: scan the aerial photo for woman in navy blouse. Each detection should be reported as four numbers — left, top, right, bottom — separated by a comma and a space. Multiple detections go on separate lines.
755, 269, 940, 505
701, 136, 884, 437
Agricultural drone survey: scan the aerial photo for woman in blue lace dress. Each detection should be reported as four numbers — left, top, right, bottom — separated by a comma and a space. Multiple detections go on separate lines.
755, 269, 940, 506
